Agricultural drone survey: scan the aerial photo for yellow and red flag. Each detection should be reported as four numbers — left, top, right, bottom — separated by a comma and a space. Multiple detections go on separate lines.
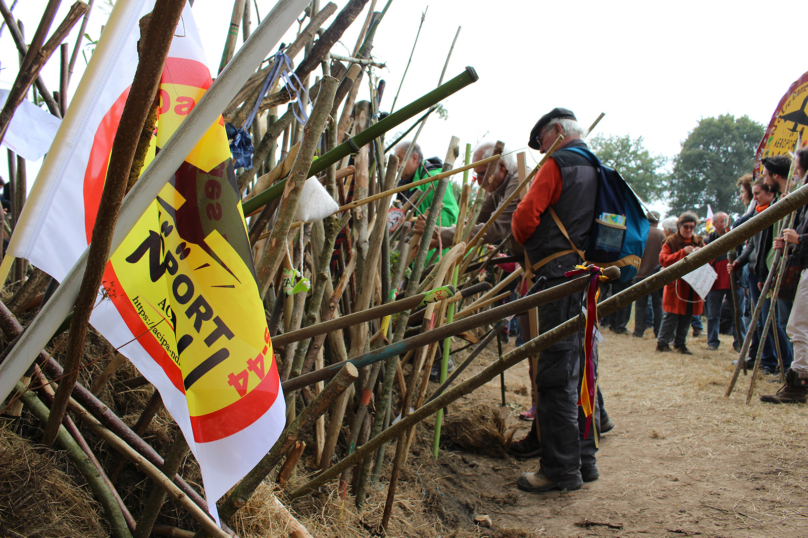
755, 70, 808, 176
7, 0, 283, 523
705, 204, 714, 234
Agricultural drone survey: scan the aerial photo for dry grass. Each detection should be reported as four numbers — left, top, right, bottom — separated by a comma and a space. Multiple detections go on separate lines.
0, 424, 107, 537
440, 404, 516, 458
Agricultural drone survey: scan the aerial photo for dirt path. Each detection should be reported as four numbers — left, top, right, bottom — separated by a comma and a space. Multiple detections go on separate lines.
377, 327, 808, 538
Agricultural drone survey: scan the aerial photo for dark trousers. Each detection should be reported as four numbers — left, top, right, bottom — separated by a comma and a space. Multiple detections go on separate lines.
603, 280, 632, 331
706, 288, 738, 348
534, 278, 599, 482
747, 272, 792, 371
658, 298, 694, 348
633, 281, 662, 337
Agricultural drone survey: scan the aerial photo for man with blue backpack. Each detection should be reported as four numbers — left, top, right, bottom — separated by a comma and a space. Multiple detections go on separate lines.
512, 107, 648, 493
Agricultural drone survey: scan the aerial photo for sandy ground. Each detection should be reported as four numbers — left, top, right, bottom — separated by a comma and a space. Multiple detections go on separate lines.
347, 324, 808, 538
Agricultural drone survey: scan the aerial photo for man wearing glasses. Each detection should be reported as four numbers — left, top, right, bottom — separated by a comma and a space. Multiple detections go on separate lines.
510, 107, 602, 493
413, 140, 521, 249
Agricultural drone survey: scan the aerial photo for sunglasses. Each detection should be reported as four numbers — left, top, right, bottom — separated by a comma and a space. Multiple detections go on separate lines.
681, 224, 696, 230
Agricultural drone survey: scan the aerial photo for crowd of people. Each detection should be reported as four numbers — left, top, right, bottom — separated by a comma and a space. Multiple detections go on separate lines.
395, 107, 808, 497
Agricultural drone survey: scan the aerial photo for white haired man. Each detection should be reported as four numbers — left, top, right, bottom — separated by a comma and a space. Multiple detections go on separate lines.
394, 141, 459, 233
511, 107, 601, 493
413, 140, 521, 248
704, 212, 739, 351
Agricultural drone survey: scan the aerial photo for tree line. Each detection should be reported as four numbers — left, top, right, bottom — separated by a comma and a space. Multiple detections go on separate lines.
589, 114, 765, 218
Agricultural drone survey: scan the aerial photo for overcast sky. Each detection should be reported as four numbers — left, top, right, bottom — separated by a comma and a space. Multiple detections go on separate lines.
2, 0, 806, 217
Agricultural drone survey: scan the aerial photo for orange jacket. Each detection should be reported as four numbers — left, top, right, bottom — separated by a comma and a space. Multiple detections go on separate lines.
659, 233, 704, 316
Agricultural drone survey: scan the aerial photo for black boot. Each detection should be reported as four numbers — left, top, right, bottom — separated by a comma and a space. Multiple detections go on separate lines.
760, 369, 808, 404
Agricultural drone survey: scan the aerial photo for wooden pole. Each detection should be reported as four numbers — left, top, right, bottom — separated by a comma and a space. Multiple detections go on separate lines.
43, 1, 186, 447
0, 1, 86, 141
241, 67, 480, 215
389, 7, 426, 114
65, 397, 229, 538
133, 433, 190, 538
213, 363, 359, 529
0, 0, 61, 117
218, 0, 246, 74
67, 0, 95, 83
254, 76, 338, 296
17, 383, 133, 538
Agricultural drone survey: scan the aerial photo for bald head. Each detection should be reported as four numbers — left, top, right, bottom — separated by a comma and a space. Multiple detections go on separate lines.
713, 212, 729, 234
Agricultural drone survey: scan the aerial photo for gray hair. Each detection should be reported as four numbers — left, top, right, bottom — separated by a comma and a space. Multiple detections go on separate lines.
545, 118, 587, 139
661, 216, 678, 234
472, 140, 518, 177
395, 141, 423, 163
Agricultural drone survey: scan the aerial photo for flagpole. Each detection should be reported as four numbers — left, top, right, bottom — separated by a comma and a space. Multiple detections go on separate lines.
0, 0, 311, 406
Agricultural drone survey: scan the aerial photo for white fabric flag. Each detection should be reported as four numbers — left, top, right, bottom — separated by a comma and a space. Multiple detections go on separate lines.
0, 89, 61, 161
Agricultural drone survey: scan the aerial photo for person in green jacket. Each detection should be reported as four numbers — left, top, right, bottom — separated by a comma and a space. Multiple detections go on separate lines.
394, 141, 459, 234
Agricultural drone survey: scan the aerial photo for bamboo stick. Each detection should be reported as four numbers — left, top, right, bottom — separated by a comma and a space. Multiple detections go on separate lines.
42, 1, 184, 447
350, 0, 376, 56
288, 266, 622, 500
0, 300, 231, 533
390, 7, 426, 114
65, 397, 229, 538
241, 67, 479, 215
224, 2, 337, 120
133, 433, 190, 538
218, 0, 246, 73
0, 0, 61, 117
18, 383, 133, 538
255, 76, 338, 297
213, 363, 359, 528
0, 1, 86, 141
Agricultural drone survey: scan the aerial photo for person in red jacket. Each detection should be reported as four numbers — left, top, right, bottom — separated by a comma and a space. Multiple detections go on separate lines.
657, 212, 705, 355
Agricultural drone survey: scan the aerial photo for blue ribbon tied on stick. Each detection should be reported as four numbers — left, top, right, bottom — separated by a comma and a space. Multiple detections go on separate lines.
226, 49, 311, 169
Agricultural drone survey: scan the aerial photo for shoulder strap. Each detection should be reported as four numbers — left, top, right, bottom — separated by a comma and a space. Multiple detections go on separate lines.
530, 207, 586, 272
558, 146, 601, 168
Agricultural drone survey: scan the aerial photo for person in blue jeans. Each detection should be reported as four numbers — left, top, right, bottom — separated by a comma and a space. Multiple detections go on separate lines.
729, 178, 792, 373
704, 212, 739, 350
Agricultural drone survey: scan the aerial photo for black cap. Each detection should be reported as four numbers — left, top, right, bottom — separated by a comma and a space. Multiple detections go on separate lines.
528, 107, 577, 150
762, 155, 791, 178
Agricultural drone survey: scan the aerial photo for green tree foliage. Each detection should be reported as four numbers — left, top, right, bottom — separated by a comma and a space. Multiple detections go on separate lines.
588, 133, 668, 203
666, 114, 764, 218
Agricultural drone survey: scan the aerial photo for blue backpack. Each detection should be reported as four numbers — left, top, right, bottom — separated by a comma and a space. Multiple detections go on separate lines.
555, 146, 650, 282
